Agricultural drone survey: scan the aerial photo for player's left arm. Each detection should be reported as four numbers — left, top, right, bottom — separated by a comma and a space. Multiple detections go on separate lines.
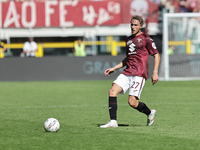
145, 36, 160, 85
152, 53, 160, 85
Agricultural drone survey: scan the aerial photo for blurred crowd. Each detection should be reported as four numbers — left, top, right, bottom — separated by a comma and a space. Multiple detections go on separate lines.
0, 0, 200, 13
160, 0, 200, 13
0, 0, 107, 1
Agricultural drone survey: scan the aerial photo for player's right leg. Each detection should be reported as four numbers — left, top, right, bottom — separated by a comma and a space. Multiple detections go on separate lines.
100, 83, 122, 128
100, 74, 129, 128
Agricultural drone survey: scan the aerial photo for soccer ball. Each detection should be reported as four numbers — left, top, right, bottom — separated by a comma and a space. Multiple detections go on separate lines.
44, 118, 60, 132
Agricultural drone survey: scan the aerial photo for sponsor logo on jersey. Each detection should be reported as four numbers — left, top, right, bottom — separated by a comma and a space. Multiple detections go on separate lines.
128, 43, 136, 55
138, 39, 142, 42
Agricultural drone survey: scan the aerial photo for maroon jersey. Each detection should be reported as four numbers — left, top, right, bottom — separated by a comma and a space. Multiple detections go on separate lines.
122, 33, 158, 80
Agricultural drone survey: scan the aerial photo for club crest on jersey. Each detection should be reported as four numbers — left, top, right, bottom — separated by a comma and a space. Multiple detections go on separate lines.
138, 39, 142, 42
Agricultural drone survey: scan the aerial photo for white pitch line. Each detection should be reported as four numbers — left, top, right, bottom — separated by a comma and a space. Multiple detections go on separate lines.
0, 102, 199, 109
0, 104, 108, 109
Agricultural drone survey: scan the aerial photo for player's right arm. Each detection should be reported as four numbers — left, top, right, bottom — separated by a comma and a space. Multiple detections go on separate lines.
104, 57, 127, 76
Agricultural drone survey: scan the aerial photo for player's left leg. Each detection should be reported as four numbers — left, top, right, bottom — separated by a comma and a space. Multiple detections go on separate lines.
128, 76, 156, 126
128, 96, 156, 126
128, 95, 151, 115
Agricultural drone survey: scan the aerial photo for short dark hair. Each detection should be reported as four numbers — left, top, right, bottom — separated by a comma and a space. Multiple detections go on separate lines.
130, 15, 144, 27
77, 37, 82, 41
28, 37, 34, 40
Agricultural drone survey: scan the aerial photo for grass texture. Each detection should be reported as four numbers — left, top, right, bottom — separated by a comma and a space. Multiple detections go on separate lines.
0, 80, 199, 150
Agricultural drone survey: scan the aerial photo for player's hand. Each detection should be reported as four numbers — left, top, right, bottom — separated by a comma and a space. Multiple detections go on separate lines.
104, 68, 115, 76
152, 72, 159, 85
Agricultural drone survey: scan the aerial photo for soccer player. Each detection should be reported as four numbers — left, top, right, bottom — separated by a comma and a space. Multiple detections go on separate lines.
100, 15, 160, 128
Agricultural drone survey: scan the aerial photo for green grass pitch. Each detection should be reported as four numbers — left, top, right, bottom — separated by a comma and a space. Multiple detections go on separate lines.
0, 80, 199, 150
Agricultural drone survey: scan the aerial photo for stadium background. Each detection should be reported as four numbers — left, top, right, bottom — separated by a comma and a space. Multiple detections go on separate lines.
0, 0, 196, 81
1, 1, 200, 150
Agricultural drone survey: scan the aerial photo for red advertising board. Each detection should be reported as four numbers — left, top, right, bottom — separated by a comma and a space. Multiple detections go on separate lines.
0, 0, 158, 28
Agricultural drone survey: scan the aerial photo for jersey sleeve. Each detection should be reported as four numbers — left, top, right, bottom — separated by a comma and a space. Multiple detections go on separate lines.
145, 37, 158, 56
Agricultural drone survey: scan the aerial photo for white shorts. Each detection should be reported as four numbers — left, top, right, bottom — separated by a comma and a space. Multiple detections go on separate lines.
113, 74, 145, 99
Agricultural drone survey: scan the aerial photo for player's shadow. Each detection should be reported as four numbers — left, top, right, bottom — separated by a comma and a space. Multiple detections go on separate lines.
97, 124, 129, 127
97, 124, 142, 127
118, 124, 129, 127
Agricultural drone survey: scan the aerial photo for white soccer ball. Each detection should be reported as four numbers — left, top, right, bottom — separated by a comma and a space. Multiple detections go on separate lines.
44, 118, 60, 132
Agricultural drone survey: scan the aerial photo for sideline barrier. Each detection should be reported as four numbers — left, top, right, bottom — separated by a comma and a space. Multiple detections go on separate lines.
0, 55, 155, 81
1, 41, 126, 58
1, 39, 190, 58
168, 39, 191, 54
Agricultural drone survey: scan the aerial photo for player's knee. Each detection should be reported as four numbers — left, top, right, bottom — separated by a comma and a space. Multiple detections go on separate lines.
109, 88, 118, 97
128, 99, 138, 108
